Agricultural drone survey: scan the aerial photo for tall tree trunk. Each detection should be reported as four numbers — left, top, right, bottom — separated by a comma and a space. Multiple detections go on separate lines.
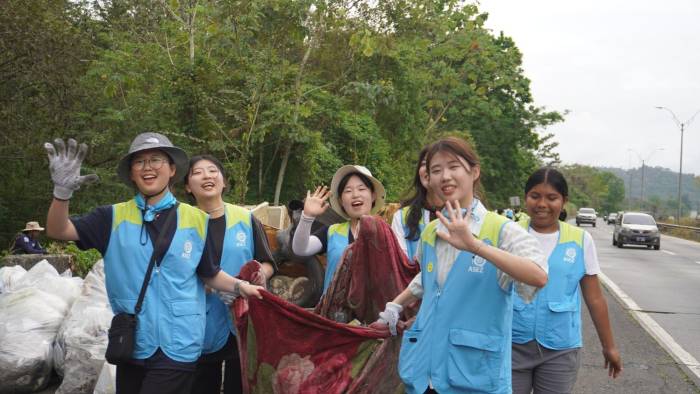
272, 10, 322, 205
273, 146, 291, 205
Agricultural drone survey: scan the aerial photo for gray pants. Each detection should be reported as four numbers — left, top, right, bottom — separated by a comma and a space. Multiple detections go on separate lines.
512, 340, 581, 394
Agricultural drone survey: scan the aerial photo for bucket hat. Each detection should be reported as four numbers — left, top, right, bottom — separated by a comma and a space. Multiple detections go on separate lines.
22, 221, 45, 232
329, 165, 386, 220
116, 132, 189, 185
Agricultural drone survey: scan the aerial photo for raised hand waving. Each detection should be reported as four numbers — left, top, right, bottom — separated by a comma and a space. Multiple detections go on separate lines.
303, 185, 331, 217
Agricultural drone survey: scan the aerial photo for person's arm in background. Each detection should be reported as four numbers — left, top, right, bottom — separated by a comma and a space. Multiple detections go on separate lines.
580, 231, 622, 378
581, 275, 622, 378
291, 186, 331, 256
250, 216, 277, 286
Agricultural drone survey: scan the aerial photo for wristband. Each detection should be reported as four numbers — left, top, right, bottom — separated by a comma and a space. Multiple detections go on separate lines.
233, 280, 250, 297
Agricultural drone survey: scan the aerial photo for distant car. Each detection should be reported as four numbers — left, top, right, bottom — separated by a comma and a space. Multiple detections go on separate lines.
607, 212, 618, 224
612, 212, 660, 250
576, 208, 597, 227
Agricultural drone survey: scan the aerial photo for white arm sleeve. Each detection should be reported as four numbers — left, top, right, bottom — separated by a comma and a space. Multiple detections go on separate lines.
496, 221, 548, 303
407, 273, 424, 299
391, 210, 409, 258
583, 231, 601, 275
291, 212, 324, 256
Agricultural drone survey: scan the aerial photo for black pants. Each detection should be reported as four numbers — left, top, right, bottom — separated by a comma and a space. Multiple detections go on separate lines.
192, 334, 243, 394
116, 363, 195, 394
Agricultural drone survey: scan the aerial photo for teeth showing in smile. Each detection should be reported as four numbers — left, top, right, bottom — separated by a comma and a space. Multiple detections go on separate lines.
351, 201, 363, 207
442, 185, 455, 193
202, 182, 215, 190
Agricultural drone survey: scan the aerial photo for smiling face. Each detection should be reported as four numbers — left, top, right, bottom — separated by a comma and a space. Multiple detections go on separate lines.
525, 182, 567, 232
428, 151, 480, 206
129, 149, 175, 199
339, 174, 376, 219
185, 159, 226, 202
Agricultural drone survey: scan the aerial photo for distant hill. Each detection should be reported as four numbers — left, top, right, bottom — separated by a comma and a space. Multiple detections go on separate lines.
599, 166, 700, 216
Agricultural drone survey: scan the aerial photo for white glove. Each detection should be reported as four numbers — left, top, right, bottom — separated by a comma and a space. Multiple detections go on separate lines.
378, 302, 403, 336
215, 289, 237, 305
214, 280, 250, 305
44, 138, 99, 200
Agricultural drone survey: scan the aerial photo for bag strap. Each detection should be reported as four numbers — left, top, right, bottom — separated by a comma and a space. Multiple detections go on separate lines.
134, 203, 179, 315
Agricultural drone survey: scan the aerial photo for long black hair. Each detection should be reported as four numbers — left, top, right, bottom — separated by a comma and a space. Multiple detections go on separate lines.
400, 145, 431, 241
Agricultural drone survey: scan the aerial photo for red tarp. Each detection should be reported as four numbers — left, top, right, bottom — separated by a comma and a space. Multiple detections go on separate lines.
233, 216, 420, 394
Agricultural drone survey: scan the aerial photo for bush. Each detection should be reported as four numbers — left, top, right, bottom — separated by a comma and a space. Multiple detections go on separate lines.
46, 242, 101, 278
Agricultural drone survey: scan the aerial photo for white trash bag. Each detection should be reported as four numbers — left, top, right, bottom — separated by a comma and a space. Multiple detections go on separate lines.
0, 265, 26, 294
0, 287, 70, 393
14, 260, 83, 302
54, 260, 113, 394
92, 361, 117, 394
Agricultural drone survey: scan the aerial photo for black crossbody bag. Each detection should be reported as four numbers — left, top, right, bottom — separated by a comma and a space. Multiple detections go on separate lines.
105, 204, 178, 365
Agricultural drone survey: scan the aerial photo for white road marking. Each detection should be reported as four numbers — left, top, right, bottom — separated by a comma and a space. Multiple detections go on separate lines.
661, 250, 676, 256
599, 273, 700, 380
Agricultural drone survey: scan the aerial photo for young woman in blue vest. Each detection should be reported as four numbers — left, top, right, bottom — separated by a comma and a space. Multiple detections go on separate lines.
292, 165, 386, 296
184, 154, 276, 394
511, 168, 622, 393
374, 137, 549, 394
44, 134, 263, 394
391, 145, 444, 261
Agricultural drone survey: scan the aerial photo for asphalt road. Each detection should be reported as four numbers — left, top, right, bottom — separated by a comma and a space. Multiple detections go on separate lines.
574, 218, 700, 393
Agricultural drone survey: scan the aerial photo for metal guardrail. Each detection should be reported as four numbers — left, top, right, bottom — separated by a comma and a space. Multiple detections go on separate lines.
657, 222, 700, 232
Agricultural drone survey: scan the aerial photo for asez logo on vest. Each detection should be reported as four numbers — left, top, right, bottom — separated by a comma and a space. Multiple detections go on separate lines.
563, 247, 577, 264
236, 231, 247, 247
469, 255, 487, 273
182, 240, 193, 259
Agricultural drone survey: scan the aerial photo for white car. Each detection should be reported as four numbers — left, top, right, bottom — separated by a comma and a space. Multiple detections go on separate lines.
576, 208, 597, 227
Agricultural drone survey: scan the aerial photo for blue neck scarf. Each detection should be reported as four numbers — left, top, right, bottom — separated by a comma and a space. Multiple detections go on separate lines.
135, 190, 177, 222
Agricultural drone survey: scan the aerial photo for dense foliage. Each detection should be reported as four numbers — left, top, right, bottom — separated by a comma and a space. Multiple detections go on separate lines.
560, 165, 626, 216
1, 0, 564, 248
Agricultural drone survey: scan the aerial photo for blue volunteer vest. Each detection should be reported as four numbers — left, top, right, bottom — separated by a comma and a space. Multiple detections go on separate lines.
399, 206, 427, 260
399, 212, 512, 394
323, 221, 350, 294
512, 220, 586, 350
104, 199, 208, 363
201, 204, 255, 354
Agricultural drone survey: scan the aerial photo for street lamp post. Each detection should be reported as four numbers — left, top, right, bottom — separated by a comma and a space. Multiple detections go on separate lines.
655, 106, 700, 223
628, 148, 664, 211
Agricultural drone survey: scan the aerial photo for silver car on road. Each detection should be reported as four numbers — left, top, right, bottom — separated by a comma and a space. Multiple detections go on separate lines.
613, 212, 661, 250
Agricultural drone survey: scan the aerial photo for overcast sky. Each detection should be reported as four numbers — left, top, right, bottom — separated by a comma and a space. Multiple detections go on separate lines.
478, 0, 700, 176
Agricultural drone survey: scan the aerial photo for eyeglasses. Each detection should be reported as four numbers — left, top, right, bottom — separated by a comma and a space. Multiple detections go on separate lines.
131, 156, 168, 171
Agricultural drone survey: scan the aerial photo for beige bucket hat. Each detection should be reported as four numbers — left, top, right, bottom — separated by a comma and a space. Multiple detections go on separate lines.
329, 165, 386, 220
22, 221, 45, 232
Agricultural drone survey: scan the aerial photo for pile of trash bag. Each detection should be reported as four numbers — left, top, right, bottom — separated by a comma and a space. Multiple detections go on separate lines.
0, 265, 27, 293
0, 260, 83, 393
53, 260, 113, 394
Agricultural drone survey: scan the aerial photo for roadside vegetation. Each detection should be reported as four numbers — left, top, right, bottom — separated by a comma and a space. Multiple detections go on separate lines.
657, 218, 700, 243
